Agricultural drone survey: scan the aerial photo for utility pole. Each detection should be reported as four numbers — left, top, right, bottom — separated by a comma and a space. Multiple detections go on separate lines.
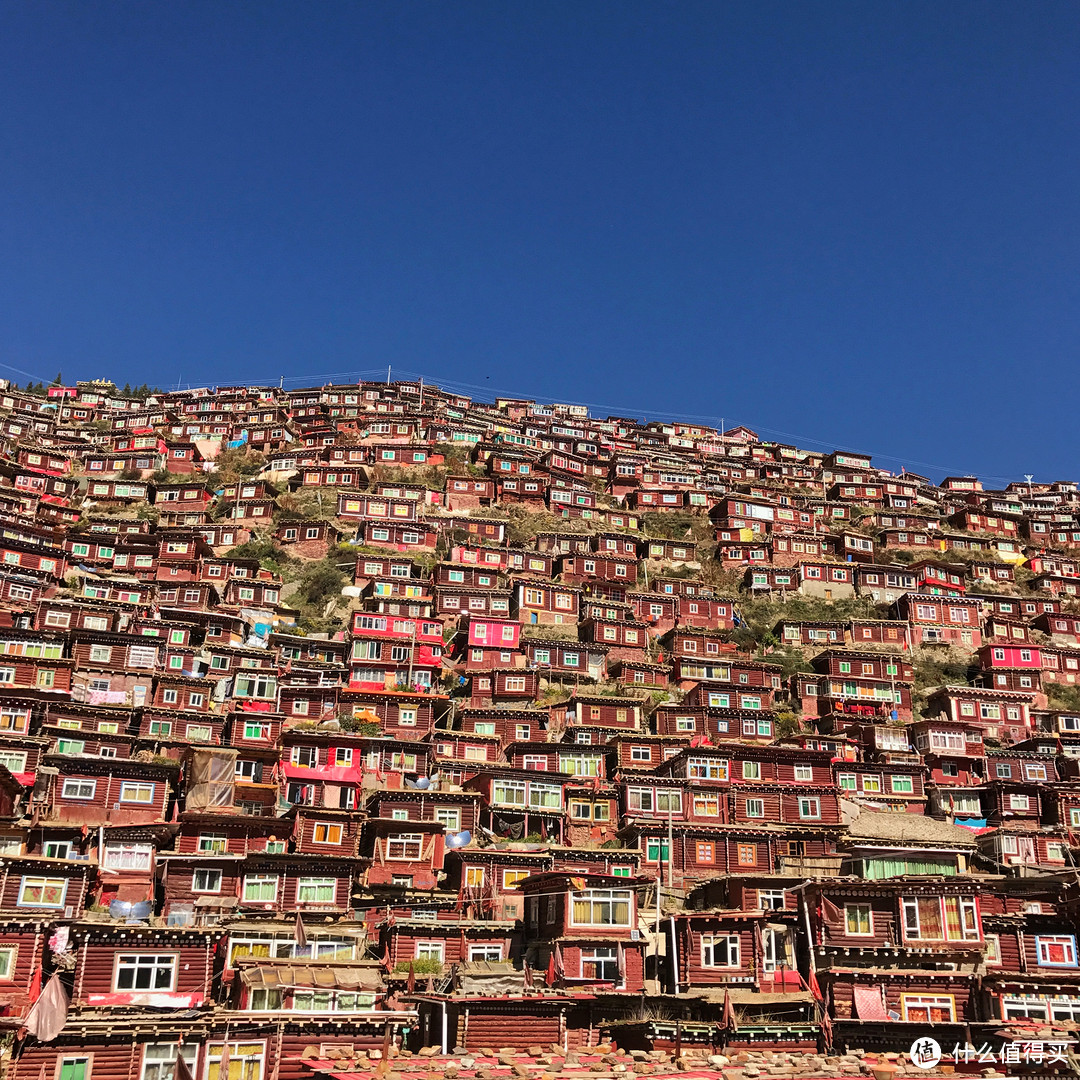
667, 800, 675, 890
387, 365, 392, 385
406, 618, 418, 690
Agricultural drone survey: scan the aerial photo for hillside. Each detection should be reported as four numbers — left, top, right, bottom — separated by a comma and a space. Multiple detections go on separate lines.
2, 375, 1078, 1074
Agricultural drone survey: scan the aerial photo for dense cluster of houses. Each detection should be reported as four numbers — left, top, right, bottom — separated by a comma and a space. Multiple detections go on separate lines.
4, 376, 1080, 1077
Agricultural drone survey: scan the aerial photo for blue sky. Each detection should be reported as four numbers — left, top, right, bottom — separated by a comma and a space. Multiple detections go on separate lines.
1, 2, 1078, 483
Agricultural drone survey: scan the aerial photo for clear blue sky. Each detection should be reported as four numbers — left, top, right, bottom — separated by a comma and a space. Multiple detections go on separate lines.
2, 2, 1078, 483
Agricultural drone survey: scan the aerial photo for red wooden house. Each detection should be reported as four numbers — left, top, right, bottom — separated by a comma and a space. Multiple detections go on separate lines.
518, 872, 646, 993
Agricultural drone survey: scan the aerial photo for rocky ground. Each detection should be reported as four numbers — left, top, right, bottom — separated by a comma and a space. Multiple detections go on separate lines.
301, 1043, 985, 1080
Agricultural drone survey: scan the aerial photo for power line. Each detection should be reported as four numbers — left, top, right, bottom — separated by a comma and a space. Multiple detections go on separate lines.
375, 367, 1032, 485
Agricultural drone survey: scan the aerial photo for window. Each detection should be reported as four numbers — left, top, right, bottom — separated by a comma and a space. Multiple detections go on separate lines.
17, 874, 67, 908
1036, 936, 1078, 967
570, 888, 632, 927
193, 868, 223, 893
104, 842, 153, 871
492, 779, 527, 806
142, 1044, 198, 1080
627, 787, 681, 813
412, 941, 444, 964
580, 946, 619, 982
645, 838, 671, 863
901, 995, 955, 1023
529, 781, 562, 809
696, 841, 716, 864
59, 1060, 91, 1080
115, 953, 177, 991
198, 833, 227, 854
62, 778, 96, 801
798, 797, 821, 820
630, 745, 652, 763
901, 896, 980, 942
701, 934, 740, 968
745, 797, 765, 818
297, 878, 336, 904
559, 754, 600, 777
737, 844, 757, 867
688, 756, 728, 780
128, 645, 158, 669
0, 946, 20, 980
469, 944, 503, 962
243, 875, 279, 902
891, 775, 914, 794
793, 765, 813, 782
313, 823, 343, 845
742, 760, 763, 781
291, 746, 318, 768
845, 904, 872, 935
837, 773, 856, 791
0, 749, 27, 772
119, 781, 155, 804
386, 834, 423, 860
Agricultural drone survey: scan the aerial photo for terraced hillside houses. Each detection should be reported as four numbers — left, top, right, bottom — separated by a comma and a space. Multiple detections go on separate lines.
2, 376, 1080, 1073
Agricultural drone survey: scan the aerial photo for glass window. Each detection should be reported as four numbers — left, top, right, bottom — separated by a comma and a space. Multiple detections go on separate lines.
115, 953, 177, 991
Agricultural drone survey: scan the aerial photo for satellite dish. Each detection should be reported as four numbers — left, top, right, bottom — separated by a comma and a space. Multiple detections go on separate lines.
405, 776, 431, 790
445, 830, 472, 849
110, 899, 152, 921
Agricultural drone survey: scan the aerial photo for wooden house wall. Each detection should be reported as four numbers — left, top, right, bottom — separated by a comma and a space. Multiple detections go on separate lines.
825, 975, 974, 1020
818, 897, 897, 947
387, 927, 515, 967
162, 859, 241, 904
458, 1006, 562, 1052
293, 815, 362, 855
51, 771, 170, 825
558, 942, 645, 992
986, 928, 1023, 970
0, 922, 44, 1005
176, 825, 270, 855
0, 867, 87, 916
676, 923, 755, 987
11, 1037, 138, 1080
278, 872, 352, 912
72, 940, 213, 1001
